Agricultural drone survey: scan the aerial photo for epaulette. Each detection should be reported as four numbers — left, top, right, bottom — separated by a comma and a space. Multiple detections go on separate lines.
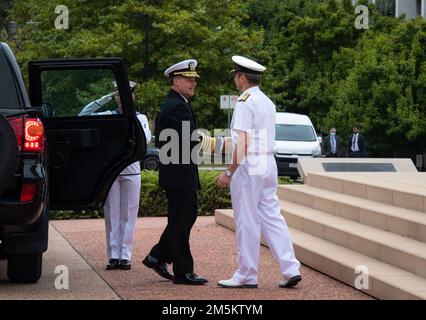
238, 92, 251, 102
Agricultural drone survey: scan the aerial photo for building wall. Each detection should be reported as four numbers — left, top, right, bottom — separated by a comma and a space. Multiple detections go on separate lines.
396, 0, 418, 19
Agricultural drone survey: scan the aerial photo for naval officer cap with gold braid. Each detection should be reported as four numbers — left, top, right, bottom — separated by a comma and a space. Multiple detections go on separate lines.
164, 59, 200, 78
164, 59, 218, 152
164, 59, 227, 154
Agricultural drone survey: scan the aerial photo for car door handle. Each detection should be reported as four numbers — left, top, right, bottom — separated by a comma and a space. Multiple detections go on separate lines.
48, 129, 100, 150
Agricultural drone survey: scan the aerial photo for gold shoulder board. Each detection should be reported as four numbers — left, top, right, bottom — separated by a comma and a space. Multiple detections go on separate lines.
238, 93, 251, 102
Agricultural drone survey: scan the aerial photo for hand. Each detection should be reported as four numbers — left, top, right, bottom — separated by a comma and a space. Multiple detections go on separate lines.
97, 92, 115, 105
216, 172, 231, 189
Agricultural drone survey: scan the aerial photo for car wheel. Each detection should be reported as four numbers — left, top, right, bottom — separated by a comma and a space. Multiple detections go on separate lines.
142, 155, 160, 171
7, 252, 43, 283
0, 115, 19, 195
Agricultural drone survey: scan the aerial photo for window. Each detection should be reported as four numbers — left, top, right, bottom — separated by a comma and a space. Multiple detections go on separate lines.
40, 68, 120, 117
376, 0, 396, 16
0, 50, 20, 109
275, 124, 317, 142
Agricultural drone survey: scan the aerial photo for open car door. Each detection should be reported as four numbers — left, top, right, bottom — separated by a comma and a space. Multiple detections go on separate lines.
28, 58, 146, 210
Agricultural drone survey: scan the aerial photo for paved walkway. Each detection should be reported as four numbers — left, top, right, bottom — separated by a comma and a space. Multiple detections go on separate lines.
0, 217, 373, 300
0, 224, 119, 299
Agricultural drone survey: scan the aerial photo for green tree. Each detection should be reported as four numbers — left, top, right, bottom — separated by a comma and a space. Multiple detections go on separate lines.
325, 17, 426, 156
6, 0, 262, 130
0, 0, 13, 39
6, 0, 426, 158
252, 0, 360, 126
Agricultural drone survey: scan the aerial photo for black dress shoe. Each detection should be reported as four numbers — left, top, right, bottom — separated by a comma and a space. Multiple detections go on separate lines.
119, 259, 131, 270
279, 275, 302, 288
173, 273, 208, 285
142, 255, 174, 280
106, 259, 120, 270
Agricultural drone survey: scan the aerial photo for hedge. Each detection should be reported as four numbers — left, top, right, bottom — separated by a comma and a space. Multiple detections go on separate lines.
50, 170, 292, 220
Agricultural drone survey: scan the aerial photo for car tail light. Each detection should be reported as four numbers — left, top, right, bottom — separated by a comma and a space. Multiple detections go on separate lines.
8, 117, 44, 152
20, 183, 37, 202
24, 118, 44, 152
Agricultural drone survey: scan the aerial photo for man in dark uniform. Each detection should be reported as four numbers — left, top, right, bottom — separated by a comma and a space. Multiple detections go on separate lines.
142, 59, 208, 285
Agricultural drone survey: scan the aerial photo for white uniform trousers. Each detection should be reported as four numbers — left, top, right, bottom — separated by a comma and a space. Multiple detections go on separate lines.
104, 174, 141, 261
230, 156, 300, 284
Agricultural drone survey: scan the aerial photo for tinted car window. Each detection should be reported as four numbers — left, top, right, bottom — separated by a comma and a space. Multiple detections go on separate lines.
275, 124, 317, 142
0, 50, 20, 109
40, 68, 120, 118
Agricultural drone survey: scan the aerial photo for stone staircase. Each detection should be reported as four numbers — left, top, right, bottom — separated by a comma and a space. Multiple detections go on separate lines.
215, 172, 426, 300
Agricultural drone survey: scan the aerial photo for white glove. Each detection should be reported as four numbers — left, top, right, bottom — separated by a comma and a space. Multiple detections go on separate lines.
96, 92, 115, 106
198, 133, 216, 154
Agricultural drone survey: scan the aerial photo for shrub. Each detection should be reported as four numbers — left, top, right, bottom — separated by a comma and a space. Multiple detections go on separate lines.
50, 170, 292, 220
49, 210, 101, 220
139, 170, 233, 216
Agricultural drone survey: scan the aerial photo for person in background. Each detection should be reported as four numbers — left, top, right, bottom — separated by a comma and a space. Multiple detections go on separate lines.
80, 81, 151, 270
347, 126, 365, 158
322, 127, 341, 157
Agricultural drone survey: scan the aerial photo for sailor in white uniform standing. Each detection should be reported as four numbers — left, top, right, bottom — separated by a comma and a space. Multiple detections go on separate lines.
216, 56, 301, 288
80, 81, 151, 270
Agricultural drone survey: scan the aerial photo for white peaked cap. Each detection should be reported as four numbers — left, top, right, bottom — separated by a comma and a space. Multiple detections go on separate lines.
112, 80, 138, 90
231, 55, 266, 74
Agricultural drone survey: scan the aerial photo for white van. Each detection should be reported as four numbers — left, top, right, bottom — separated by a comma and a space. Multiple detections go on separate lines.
275, 112, 322, 177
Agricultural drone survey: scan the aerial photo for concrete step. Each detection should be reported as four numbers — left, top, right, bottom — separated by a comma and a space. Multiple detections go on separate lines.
278, 200, 426, 279
278, 184, 426, 242
215, 209, 426, 300
304, 173, 426, 213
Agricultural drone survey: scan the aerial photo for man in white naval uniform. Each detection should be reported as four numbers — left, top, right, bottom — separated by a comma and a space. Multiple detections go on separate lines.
216, 56, 301, 288
79, 81, 151, 270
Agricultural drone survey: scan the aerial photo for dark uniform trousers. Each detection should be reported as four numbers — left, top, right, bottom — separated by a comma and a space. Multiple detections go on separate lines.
149, 189, 198, 276
150, 89, 201, 277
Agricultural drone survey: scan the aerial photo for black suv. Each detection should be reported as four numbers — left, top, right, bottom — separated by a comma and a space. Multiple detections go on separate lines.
0, 42, 146, 283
